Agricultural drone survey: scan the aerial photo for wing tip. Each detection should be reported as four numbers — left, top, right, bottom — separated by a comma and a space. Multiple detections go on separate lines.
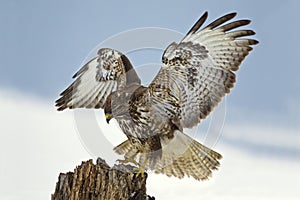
241, 19, 251, 25
250, 39, 259, 45
56, 104, 66, 111
56, 107, 64, 111
204, 12, 238, 30
72, 73, 78, 79
247, 30, 256, 36
226, 12, 237, 18
185, 11, 209, 37
55, 95, 72, 111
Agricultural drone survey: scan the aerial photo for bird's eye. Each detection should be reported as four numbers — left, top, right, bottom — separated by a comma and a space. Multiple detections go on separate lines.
114, 60, 119, 65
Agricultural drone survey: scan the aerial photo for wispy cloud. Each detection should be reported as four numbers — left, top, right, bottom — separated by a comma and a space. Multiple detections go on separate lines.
221, 123, 300, 160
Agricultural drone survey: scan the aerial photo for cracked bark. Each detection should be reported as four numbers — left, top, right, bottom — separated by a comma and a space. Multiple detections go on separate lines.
51, 158, 155, 200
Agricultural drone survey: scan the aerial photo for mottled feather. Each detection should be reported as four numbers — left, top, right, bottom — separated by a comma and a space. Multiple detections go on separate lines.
55, 48, 140, 110
151, 12, 258, 128
56, 12, 258, 181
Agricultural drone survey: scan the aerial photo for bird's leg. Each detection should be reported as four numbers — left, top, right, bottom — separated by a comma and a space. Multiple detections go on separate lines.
117, 152, 139, 166
117, 157, 139, 166
133, 158, 148, 178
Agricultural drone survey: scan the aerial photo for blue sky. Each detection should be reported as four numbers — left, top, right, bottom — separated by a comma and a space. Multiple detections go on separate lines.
0, 1, 299, 199
1, 0, 299, 123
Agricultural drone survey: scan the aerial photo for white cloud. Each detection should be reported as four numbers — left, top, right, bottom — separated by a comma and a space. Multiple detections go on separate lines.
147, 145, 300, 200
0, 88, 299, 200
222, 124, 300, 152
0, 88, 90, 199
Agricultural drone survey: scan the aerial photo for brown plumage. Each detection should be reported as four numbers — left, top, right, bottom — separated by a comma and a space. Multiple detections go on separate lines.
56, 12, 258, 180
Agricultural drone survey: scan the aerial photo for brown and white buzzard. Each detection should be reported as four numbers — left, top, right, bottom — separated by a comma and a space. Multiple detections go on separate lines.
56, 12, 258, 180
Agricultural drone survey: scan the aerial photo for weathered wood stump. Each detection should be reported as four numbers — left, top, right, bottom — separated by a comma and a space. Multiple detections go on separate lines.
52, 158, 155, 200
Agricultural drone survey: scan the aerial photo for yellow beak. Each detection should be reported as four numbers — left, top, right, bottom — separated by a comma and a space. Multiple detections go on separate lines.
105, 113, 113, 124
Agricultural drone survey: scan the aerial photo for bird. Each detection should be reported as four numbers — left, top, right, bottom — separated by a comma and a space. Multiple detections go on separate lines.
55, 11, 258, 181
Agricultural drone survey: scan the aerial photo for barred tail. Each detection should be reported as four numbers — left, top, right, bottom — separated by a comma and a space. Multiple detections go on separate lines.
113, 131, 222, 181
155, 130, 222, 180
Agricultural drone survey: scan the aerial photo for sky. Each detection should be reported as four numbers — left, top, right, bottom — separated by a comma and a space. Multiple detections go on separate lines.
0, 0, 299, 199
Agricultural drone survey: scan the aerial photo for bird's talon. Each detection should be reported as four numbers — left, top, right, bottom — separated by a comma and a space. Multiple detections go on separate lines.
117, 158, 139, 166
133, 167, 146, 178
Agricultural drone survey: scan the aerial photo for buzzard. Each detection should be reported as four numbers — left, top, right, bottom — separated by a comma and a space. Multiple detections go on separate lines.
56, 12, 258, 180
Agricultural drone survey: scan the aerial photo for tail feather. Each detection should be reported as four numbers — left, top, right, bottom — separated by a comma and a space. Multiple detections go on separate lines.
113, 131, 222, 181
155, 130, 222, 180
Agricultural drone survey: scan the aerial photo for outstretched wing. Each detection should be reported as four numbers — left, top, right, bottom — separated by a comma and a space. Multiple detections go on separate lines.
56, 48, 140, 111
149, 12, 258, 128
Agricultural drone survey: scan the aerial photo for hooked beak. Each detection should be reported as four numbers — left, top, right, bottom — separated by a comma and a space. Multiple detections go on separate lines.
105, 113, 113, 124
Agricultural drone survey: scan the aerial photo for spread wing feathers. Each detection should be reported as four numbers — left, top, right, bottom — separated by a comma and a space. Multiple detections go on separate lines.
56, 48, 141, 111
150, 12, 258, 128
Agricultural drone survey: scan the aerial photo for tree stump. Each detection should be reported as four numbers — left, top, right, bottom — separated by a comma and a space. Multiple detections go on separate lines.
52, 158, 155, 200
